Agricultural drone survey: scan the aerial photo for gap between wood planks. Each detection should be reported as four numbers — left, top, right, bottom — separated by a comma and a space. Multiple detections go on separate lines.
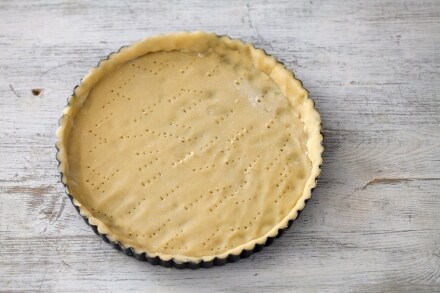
361, 177, 440, 190
344, 177, 440, 199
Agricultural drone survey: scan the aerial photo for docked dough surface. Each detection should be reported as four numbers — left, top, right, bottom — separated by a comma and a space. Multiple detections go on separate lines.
66, 45, 312, 257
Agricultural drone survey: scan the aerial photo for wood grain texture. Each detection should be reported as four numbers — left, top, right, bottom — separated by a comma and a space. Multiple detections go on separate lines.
0, 0, 439, 292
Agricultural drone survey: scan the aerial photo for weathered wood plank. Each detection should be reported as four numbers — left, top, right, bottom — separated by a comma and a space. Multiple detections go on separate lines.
1, 228, 440, 292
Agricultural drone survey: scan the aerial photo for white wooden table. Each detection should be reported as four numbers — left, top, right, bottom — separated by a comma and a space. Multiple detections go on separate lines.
1, 0, 439, 292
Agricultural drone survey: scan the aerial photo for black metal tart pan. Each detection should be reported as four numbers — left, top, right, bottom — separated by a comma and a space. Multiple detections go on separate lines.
56, 33, 323, 269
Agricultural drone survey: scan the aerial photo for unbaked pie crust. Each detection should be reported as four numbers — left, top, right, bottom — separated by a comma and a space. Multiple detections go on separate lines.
56, 31, 323, 266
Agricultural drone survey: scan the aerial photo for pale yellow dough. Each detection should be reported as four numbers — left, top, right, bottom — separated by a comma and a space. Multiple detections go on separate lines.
56, 32, 323, 263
